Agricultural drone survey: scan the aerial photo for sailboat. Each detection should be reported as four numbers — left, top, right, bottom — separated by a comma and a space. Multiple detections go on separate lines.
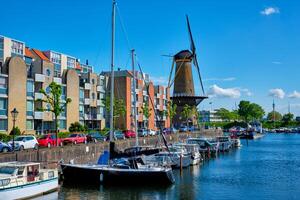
61, 0, 175, 186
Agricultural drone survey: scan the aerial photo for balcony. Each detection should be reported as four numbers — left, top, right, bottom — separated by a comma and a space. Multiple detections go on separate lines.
0, 87, 7, 95
97, 114, 103, 120
34, 111, 44, 119
156, 104, 160, 109
26, 111, 34, 117
84, 83, 91, 90
34, 92, 43, 100
143, 90, 148, 96
97, 100, 102, 106
53, 77, 62, 84
135, 88, 139, 94
97, 86, 105, 92
84, 98, 90, 105
35, 74, 45, 82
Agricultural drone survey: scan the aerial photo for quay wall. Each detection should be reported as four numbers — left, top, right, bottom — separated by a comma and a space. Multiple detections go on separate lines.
0, 130, 222, 168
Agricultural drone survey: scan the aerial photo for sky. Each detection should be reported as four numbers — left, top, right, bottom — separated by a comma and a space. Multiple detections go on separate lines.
1, 0, 300, 116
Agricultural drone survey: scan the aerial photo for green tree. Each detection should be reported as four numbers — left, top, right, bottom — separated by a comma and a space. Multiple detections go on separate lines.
165, 101, 177, 128
103, 95, 126, 128
36, 82, 71, 146
238, 101, 252, 122
181, 104, 192, 126
282, 113, 294, 124
140, 102, 152, 128
238, 101, 265, 122
267, 111, 282, 121
216, 108, 232, 121
69, 122, 86, 132
249, 103, 265, 121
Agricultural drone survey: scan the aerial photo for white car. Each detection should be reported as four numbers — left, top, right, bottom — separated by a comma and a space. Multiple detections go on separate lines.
8, 136, 39, 151
148, 129, 156, 136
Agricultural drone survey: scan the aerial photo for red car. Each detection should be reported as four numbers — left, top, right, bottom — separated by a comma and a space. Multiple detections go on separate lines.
123, 130, 136, 138
63, 133, 87, 145
38, 134, 63, 148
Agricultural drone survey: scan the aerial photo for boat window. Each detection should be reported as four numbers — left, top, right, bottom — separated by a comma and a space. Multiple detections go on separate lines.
17, 167, 25, 176
0, 166, 17, 175
48, 171, 54, 178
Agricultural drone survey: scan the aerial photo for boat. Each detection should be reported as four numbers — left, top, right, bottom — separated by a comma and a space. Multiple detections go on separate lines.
0, 161, 58, 200
215, 136, 233, 152
173, 143, 201, 165
186, 138, 218, 157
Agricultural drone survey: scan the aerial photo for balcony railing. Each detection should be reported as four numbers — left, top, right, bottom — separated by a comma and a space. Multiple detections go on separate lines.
53, 77, 62, 84
26, 111, 34, 116
35, 74, 45, 82
34, 111, 44, 119
34, 92, 43, 100
84, 98, 90, 105
27, 91, 34, 97
84, 83, 91, 90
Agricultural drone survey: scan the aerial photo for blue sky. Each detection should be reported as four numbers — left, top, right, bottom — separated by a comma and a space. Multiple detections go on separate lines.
1, 0, 300, 116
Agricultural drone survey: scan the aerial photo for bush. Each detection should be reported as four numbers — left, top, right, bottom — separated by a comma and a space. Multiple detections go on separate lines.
69, 122, 86, 132
58, 132, 71, 138
0, 132, 11, 142
9, 126, 21, 136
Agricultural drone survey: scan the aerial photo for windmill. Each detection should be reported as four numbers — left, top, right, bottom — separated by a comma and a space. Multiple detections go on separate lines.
167, 15, 208, 127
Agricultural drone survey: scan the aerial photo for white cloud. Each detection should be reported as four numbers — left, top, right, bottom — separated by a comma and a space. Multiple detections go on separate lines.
288, 91, 300, 99
150, 76, 168, 85
204, 77, 236, 82
261, 7, 280, 16
272, 61, 282, 65
241, 88, 253, 96
207, 84, 241, 99
269, 88, 285, 99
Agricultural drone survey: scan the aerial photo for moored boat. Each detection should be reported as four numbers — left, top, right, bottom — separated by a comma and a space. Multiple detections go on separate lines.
173, 143, 201, 165
0, 161, 58, 200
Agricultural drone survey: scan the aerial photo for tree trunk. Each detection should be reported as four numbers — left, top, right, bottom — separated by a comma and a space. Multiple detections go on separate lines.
55, 114, 58, 147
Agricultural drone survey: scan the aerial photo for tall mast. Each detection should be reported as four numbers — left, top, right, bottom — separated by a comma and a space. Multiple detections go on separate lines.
109, 0, 116, 142
131, 49, 138, 146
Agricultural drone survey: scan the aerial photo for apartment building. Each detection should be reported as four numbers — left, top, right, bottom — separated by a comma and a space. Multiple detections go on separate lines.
0, 35, 106, 134
101, 70, 170, 131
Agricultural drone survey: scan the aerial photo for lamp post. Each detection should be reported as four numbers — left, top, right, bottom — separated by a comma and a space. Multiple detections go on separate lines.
11, 108, 19, 152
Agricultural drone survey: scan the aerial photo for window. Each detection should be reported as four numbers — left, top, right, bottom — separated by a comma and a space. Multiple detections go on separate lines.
50, 52, 61, 64
26, 81, 34, 97
46, 86, 51, 94
46, 104, 51, 111
92, 93, 95, 100
79, 89, 84, 102
59, 120, 66, 129
61, 86, 66, 100
67, 57, 75, 69
0, 119, 7, 131
100, 79, 105, 86
46, 69, 51, 76
91, 79, 95, 85
26, 120, 34, 130
27, 100, 34, 116
0, 98, 7, 116
11, 40, 24, 55
0, 77, 7, 95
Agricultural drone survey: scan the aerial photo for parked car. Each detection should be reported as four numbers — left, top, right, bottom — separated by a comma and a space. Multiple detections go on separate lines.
0, 141, 12, 152
8, 136, 39, 151
163, 128, 178, 134
179, 126, 188, 132
148, 129, 156, 136
38, 134, 63, 148
138, 129, 148, 137
123, 130, 136, 138
114, 130, 125, 140
63, 133, 87, 145
86, 132, 107, 142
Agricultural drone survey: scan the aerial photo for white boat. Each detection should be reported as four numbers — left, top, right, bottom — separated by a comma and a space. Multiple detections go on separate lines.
173, 143, 201, 165
156, 146, 191, 168
215, 136, 233, 152
0, 161, 58, 200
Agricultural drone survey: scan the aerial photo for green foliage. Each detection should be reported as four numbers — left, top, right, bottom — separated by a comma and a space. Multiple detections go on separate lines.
69, 122, 87, 132
9, 126, 21, 136
103, 95, 126, 127
282, 113, 294, 124
165, 101, 177, 127
181, 104, 192, 122
58, 132, 71, 138
238, 100, 265, 122
267, 111, 282, 121
140, 102, 152, 120
215, 108, 239, 121
0, 132, 11, 142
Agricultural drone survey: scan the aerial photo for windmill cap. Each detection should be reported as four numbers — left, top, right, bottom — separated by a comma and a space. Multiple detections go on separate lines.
174, 50, 193, 60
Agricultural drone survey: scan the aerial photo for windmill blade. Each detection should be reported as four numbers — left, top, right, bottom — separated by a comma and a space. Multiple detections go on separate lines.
193, 54, 205, 95
186, 15, 196, 55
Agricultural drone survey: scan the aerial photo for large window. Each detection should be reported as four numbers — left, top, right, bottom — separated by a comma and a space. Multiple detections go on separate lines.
26, 100, 34, 116
50, 52, 61, 77
0, 37, 3, 62
61, 86, 66, 100
59, 120, 66, 129
79, 89, 84, 103
0, 119, 7, 131
26, 120, 34, 130
26, 80, 34, 97
79, 105, 84, 118
11, 40, 24, 56
0, 77, 7, 95
60, 103, 66, 117
0, 98, 7, 116
67, 57, 75, 69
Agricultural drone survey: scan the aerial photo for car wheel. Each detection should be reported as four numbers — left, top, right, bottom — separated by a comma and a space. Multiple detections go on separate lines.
2, 147, 8, 153
34, 144, 38, 150
19, 146, 24, 151
47, 143, 51, 148
74, 141, 77, 145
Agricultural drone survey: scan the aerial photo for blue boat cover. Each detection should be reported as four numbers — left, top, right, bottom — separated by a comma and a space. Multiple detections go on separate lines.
98, 151, 109, 165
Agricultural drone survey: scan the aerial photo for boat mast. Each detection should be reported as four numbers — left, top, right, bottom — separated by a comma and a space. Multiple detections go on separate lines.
131, 49, 138, 146
109, 0, 116, 142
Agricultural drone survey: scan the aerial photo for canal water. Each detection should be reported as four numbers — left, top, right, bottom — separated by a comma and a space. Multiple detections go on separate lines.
41, 134, 300, 200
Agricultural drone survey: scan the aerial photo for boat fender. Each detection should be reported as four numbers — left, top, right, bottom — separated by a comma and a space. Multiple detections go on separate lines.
100, 173, 104, 182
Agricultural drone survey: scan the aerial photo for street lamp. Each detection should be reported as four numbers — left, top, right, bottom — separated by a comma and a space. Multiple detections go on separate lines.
11, 108, 19, 151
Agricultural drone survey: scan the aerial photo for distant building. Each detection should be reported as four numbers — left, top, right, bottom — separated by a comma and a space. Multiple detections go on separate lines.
199, 110, 222, 123
296, 116, 300, 122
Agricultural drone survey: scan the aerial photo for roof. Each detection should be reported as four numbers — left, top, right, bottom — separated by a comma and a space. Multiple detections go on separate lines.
32, 49, 50, 62
25, 47, 34, 58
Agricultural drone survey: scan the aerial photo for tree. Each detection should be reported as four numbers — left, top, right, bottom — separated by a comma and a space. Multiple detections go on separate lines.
191, 106, 199, 126
140, 102, 152, 128
103, 95, 126, 128
216, 108, 232, 121
181, 104, 192, 126
165, 101, 177, 128
267, 111, 282, 121
282, 113, 294, 124
238, 101, 265, 122
36, 82, 71, 146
